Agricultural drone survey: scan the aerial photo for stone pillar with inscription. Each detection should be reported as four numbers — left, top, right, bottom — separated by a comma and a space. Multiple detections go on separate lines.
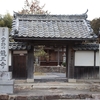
0, 27, 14, 94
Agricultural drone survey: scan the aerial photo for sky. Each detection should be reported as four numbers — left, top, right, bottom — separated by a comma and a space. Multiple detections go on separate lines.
0, 0, 100, 20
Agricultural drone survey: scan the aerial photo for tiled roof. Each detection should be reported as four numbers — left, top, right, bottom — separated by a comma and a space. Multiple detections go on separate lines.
11, 12, 97, 40
9, 42, 31, 50
73, 44, 99, 50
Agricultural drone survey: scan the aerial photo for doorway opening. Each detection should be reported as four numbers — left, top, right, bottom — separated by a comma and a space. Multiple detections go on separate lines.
34, 46, 67, 82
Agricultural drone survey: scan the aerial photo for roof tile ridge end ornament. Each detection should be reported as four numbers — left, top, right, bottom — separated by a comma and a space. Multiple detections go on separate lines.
13, 11, 20, 34
82, 9, 88, 19
13, 11, 19, 19
13, 11, 28, 19
58, 10, 89, 19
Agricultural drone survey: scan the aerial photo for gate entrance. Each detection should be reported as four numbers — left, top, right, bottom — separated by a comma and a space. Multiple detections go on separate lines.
13, 54, 27, 79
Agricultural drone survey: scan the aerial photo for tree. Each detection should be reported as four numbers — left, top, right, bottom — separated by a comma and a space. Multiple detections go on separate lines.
90, 18, 100, 35
0, 13, 12, 29
0, 13, 13, 41
19, 0, 49, 14
0, 14, 5, 27
3, 13, 12, 29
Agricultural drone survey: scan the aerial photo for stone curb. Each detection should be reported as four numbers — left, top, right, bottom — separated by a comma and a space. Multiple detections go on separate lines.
14, 83, 100, 91
0, 94, 94, 100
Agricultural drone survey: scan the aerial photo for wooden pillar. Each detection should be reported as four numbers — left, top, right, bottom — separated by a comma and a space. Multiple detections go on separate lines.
66, 45, 76, 82
27, 46, 34, 82
99, 44, 100, 79
94, 51, 96, 78
69, 47, 75, 78
57, 48, 60, 66
66, 45, 69, 78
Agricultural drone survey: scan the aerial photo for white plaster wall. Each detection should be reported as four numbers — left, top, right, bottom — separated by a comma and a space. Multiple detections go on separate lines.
96, 51, 99, 66
9, 51, 11, 66
13, 51, 27, 54
75, 51, 94, 66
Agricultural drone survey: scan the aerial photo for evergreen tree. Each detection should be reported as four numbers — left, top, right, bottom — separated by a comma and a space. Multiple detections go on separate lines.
0, 13, 12, 29
90, 18, 100, 35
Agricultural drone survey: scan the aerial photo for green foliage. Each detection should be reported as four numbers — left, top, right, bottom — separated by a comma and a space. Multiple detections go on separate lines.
0, 13, 12, 31
62, 62, 66, 67
0, 20, 5, 27
3, 13, 12, 29
34, 46, 48, 57
0, 14, 5, 27
90, 18, 100, 35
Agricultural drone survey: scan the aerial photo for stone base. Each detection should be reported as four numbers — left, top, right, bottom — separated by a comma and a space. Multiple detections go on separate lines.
27, 79, 34, 83
68, 79, 76, 83
0, 72, 12, 80
0, 80, 14, 94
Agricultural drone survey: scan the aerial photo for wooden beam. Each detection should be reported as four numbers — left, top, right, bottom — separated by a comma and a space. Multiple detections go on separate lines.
14, 37, 95, 41
14, 39, 83, 45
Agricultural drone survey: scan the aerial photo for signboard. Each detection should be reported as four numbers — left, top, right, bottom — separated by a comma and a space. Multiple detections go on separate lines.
0, 28, 9, 71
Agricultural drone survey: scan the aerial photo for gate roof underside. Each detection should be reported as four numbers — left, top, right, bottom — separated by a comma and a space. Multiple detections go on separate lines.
11, 12, 97, 42
9, 42, 99, 51
73, 43, 99, 51
9, 42, 31, 50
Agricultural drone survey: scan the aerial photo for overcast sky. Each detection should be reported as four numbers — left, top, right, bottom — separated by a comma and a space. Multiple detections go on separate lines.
0, 0, 100, 20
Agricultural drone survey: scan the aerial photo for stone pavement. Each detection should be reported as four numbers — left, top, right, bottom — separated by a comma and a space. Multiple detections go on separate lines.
13, 80, 100, 99
0, 82, 100, 99
1, 73, 100, 99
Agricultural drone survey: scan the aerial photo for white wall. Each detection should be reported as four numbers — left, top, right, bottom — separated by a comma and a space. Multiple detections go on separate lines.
13, 51, 27, 54
96, 51, 99, 66
9, 51, 11, 66
75, 51, 94, 66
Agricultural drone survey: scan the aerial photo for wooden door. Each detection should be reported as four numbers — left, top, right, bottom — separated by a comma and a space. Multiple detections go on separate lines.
13, 54, 27, 79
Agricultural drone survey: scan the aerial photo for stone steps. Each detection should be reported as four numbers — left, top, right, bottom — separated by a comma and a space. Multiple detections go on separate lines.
0, 95, 99, 100
14, 82, 97, 90
13, 81, 100, 100
0, 94, 94, 100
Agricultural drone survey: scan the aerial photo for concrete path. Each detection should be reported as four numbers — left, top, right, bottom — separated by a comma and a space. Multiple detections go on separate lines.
34, 73, 66, 79
34, 72, 67, 82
